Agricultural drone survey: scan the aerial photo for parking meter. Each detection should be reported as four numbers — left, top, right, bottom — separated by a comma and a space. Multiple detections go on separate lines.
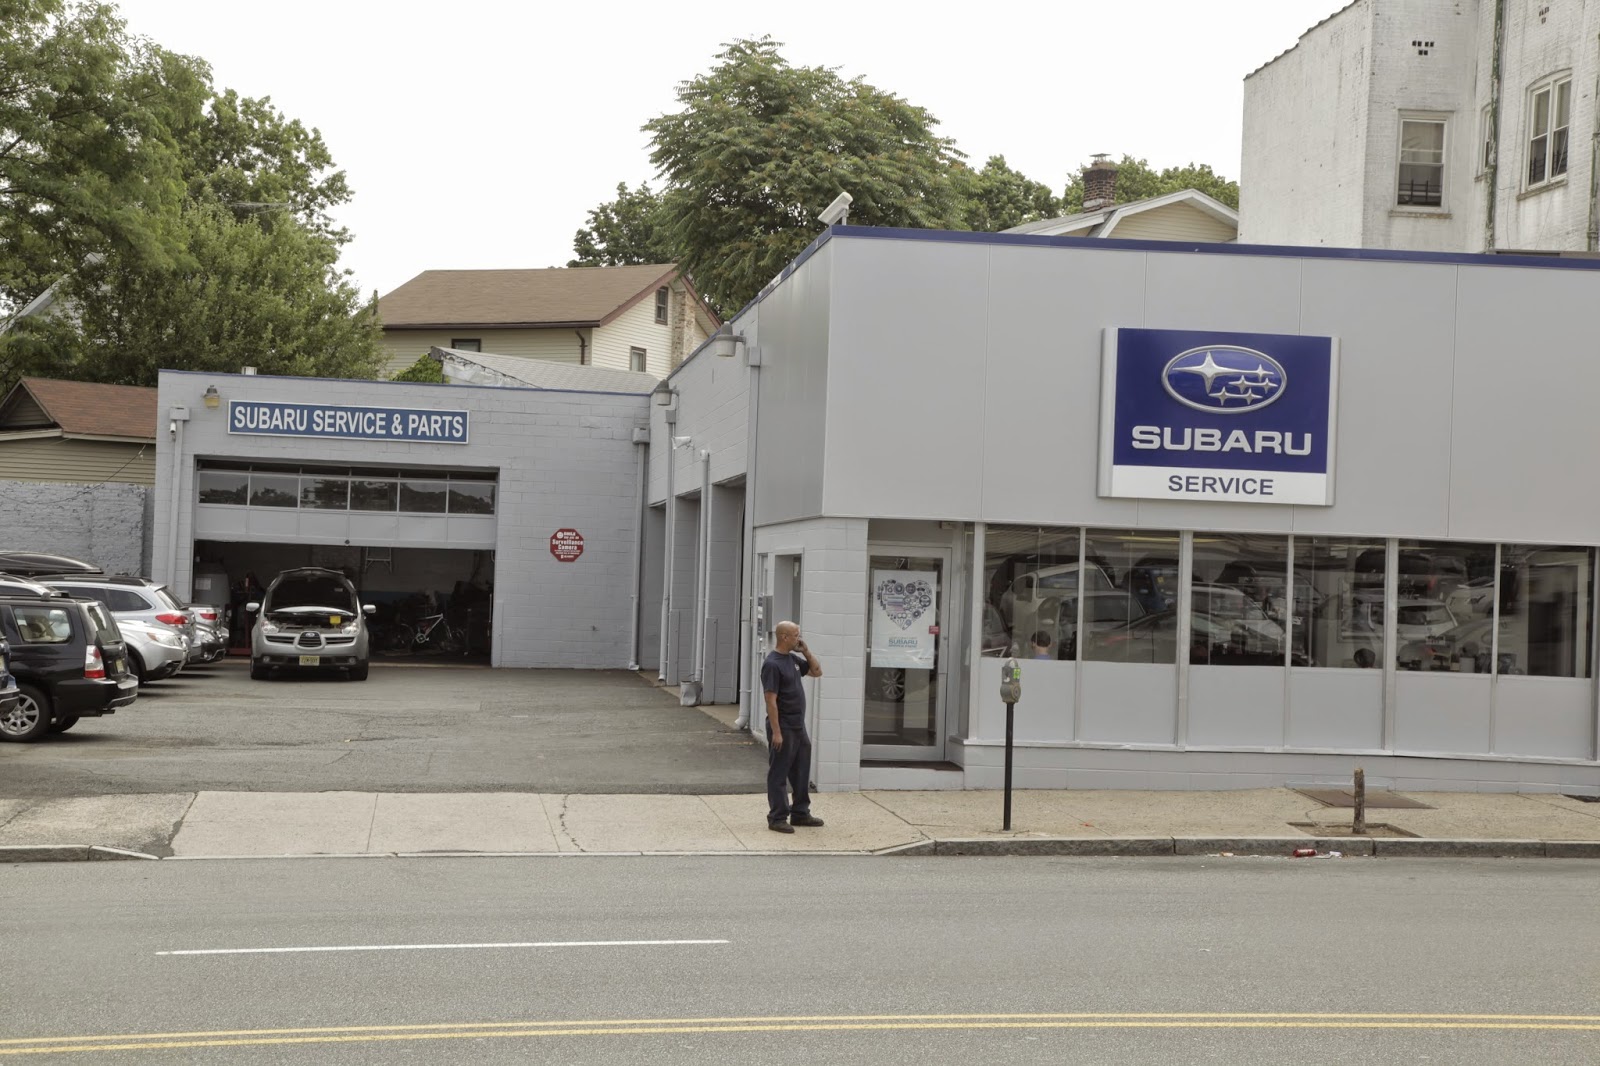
999, 656, 1022, 704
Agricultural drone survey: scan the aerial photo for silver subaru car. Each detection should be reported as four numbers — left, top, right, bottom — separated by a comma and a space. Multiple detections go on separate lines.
247, 568, 374, 681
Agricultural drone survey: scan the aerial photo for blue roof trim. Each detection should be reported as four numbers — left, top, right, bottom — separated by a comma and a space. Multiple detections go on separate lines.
820, 225, 1600, 271
156, 368, 652, 399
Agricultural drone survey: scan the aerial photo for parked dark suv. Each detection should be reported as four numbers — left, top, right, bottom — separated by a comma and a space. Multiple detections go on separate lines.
0, 595, 138, 741
0, 637, 17, 720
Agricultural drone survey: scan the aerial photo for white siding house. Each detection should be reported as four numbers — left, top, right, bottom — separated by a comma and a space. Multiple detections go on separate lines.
1241, 0, 1599, 254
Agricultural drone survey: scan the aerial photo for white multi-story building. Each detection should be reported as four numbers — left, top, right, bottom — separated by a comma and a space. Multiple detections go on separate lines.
1240, 0, 1596, 254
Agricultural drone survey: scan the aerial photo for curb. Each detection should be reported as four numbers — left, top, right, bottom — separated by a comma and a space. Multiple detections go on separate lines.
886, 837, 1600, 859
1, 845, 159, 863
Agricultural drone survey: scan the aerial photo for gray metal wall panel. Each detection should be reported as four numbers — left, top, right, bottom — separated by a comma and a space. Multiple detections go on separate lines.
753, 247, 831, 526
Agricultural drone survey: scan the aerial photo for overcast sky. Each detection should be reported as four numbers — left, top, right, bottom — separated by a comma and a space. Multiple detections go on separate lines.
113, 0, 1348, 298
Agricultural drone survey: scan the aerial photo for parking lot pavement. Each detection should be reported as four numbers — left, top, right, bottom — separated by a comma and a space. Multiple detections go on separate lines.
0, 660, 767, 798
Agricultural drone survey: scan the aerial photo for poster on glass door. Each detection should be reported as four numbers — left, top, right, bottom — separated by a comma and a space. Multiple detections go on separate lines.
870, 570, 938, 670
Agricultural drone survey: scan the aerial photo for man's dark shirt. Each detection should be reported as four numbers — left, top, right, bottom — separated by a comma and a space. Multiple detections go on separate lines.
761, 650, 809, 724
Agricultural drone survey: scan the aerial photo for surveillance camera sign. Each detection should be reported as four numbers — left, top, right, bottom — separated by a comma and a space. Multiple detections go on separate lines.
1098, 327, 1338, 505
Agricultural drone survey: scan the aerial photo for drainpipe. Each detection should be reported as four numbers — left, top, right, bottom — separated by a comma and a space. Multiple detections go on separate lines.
163, 406, 190, 589
734, 350, 762, 730
657, 412, 677, 682
692, 449, 712, 694
626, 426, 649, 670
575, 330, 588, 366
1484, 0, 1506, 251
1588, 33, 1600, 251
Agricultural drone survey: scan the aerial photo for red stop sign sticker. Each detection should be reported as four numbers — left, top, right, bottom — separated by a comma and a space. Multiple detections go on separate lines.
549, 528, 584, 562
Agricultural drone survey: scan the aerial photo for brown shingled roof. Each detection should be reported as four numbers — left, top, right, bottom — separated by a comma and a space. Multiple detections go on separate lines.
0, 378, 157, 440
377, 263, 681, 328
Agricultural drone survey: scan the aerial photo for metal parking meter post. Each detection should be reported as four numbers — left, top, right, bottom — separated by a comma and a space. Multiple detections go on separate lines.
999, 656, 1022, 831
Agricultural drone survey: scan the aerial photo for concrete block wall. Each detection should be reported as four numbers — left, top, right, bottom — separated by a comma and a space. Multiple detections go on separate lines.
756, 515, 869, 792
0, 480, 151, 577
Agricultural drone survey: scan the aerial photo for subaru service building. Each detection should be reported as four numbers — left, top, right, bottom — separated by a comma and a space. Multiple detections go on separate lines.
154, 228, 1600, 797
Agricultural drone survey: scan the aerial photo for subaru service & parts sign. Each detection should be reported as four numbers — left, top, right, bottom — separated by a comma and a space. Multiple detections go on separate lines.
1098, 327, 1338, 505
228, 400, 469, 444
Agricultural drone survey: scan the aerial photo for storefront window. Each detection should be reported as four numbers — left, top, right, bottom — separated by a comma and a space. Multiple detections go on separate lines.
247, 474, 299, 508
350, 479, 397, 512
448, 482, 496, 515
299, 477, 350, 510
1294, 538, 1384, 668
196, 471, 248, 505
1496, 545, 1593, 678
399, 479, 449, 514
981, 526, 1083, 659
1190, 534, 1290, 666
1083, 529, 1179, 663
1394, 540, 1495, 672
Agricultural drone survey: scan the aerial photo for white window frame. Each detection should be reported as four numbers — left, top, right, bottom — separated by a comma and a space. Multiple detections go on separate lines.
1526, 73, 1572, 190
629, 346, 647, 372
1396, 112, 1448, 210
654, 287, 669, 325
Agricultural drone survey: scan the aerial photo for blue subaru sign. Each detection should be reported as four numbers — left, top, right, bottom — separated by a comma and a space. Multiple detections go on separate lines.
1098, 327, 1338, 505
228, 400, 470, 445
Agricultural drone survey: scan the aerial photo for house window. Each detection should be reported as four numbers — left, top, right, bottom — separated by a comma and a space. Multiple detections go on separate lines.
654, 287, 669, 325
450, 338, 481, 352
1397, 117, 1446, 207
1527, 75, 1571, 188
629, 346, 647, 372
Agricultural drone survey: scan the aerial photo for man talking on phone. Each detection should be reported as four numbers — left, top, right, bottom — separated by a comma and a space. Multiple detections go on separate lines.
763, 620, 824, 833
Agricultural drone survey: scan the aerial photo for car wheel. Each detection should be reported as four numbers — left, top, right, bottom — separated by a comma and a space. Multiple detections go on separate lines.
249, 659, 270, 681
49, 715, 80, 733
347, 662, 369, 682
879, 669, 906, 701
128, 650, 150, 686
1, 685, 53, 743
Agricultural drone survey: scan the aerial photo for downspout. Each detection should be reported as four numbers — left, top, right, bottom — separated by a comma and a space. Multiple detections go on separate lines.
626, 426, 649, 670
1588, 33, 1600, 251
1484, 0, 1506, 251
657, 405, 678, 682
575, 330, 588, 366
163, 406, 190, 590
692, 449, 713, 694
734, 354, 762, 730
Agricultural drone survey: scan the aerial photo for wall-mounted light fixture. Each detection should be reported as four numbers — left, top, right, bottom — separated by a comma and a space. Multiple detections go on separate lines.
707, 325, 746, 360
202, 385, 221, 409
651, 381, 676, 406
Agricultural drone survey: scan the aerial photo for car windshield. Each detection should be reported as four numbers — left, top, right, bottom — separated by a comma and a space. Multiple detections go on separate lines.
266, 574, 356, 612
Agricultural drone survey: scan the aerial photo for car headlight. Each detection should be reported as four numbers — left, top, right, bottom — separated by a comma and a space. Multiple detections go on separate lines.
339, 622, 360, 636
261, 621, 280, 635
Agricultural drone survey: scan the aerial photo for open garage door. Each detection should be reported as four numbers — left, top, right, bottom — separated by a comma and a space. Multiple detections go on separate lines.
194, 541, 494, 662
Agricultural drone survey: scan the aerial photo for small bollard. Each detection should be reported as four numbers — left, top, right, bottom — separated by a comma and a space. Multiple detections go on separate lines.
1352, 767, 1367, 835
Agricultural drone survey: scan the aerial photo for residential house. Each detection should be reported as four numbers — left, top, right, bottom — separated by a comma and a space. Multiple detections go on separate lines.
1240, 0, 1598, 254
376, 263, 717, 380
1005, 158, 1239, 242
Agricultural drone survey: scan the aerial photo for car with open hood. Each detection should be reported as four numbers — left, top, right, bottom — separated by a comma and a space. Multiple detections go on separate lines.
247, 568, 374, 681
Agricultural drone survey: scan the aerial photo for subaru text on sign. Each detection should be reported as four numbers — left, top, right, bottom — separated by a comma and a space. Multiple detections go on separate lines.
228, 400, 470, 444
1097, 327, 1338, 505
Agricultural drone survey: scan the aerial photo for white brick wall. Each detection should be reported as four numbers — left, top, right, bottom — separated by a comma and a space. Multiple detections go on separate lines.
0, 480, 150, 577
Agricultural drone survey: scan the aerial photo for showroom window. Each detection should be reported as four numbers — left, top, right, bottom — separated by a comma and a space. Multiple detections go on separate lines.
982, 526, 1085, 660
1397, 116, 1446, 207
1491, 545, 1592, 678
1082, 529, 1180, 664
1393, 540, 1495, 672
1293, 537, 1386, 669
300, 476, 350, 510
1190, 534, 1290, 667
1527, 75, 1571, 188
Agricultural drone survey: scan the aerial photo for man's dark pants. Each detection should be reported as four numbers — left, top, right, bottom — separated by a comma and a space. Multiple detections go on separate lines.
767, 719, 811, 825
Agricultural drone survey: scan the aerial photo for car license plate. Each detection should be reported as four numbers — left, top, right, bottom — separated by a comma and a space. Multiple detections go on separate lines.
298, 655, 321, 666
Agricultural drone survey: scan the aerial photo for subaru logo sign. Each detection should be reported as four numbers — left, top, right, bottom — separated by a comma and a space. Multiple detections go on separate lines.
1162, 346, 1287, 414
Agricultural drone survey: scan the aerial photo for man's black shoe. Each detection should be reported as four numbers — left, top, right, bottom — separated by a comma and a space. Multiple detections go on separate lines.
790, 814, 825, 827
768, 821, 795, 834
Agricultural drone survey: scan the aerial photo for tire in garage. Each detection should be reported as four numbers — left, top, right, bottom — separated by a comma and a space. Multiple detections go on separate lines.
1, 684, 54, 743
249, 659, 270, 680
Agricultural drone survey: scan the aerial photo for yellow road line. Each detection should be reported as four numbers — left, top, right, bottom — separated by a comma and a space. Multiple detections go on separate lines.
2, 1014, 1597, 1055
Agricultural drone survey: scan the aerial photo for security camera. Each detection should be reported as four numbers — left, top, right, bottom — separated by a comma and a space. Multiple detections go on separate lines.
818, 191, 853, 227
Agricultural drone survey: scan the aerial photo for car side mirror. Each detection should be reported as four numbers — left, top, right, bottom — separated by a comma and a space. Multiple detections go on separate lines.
362, 604, 376, 615
244, 602, 260, 613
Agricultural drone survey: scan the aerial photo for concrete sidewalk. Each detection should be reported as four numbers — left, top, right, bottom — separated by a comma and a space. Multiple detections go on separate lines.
3, 787, 1598, 861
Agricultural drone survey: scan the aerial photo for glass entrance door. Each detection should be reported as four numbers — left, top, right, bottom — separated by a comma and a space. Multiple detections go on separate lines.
863, 551, 948, 761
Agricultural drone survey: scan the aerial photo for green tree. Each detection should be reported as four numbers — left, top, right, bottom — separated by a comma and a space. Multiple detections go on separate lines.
1061, 154, 1240, 213
644, 37, 967, 313
954, 155, 1060, 232
391, 353, 445, 383
569, 181, 673, 267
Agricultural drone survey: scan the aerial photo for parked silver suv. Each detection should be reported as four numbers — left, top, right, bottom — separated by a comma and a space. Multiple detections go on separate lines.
42, 576, 198, 669
247, 568, 373, 681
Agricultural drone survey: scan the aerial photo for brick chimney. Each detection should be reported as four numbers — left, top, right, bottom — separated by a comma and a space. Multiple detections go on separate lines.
1082, 154, 1118, 211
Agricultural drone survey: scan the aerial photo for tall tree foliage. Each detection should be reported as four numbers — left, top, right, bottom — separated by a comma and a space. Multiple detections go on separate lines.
1061, 154, 1240, 213
0, 0, 379, 389
643, 37, 967, 313
568, 181, 672, 267
953, 155, 1061, 232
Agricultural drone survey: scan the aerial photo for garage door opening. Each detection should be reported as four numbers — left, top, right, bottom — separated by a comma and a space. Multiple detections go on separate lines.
192, 541, 494, 662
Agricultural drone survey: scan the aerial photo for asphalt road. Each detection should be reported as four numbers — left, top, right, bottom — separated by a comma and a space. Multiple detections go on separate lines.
0, 661, 766, 797
2, 856, 1596, 1063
